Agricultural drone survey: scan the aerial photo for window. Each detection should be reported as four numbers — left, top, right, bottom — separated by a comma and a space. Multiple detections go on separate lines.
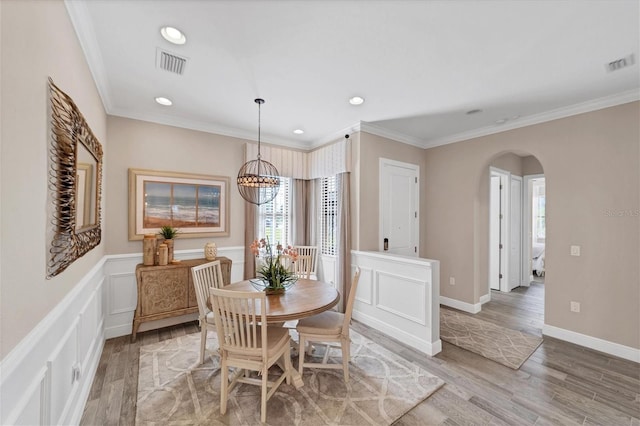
532, 178, 546, 243
258, 177, 291, 247
319, 176, 337, 256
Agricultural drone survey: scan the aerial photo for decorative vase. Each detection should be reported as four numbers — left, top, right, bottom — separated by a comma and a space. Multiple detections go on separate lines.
204, 242, 217, 260
143, 234, 156, 265
164, 239, 174, 262
158, 243, 168, 266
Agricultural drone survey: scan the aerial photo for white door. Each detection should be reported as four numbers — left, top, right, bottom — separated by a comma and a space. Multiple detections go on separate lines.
509, 176, 522, 291
489, 175, 501, 290
380, 158, 419, 256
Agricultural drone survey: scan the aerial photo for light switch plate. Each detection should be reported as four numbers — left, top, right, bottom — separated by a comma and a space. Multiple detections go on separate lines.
570, 245, 581, 256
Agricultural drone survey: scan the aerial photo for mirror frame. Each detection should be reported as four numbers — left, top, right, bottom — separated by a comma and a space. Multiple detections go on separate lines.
47, 78, 103, 278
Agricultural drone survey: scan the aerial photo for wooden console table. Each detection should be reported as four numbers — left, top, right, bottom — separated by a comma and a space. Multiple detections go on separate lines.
132, 257, 231, 341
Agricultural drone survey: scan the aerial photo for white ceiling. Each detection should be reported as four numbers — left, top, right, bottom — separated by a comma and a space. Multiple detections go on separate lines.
66, 0, 639, 150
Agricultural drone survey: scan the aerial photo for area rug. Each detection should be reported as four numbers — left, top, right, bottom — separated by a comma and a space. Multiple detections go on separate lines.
136, 330, 444, 425
440, 308, 543, 369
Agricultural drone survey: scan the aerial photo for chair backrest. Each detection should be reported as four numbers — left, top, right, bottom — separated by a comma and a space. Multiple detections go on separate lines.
191, 260, 224, 318
341, 267, 361, 336
293, 246, 318, 275
209, 288, 267, 358
293, 255, 312, 279
277, 254, 294, 272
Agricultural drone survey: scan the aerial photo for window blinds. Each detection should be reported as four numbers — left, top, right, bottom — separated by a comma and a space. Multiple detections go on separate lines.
319, 176, 337, 256
258, 177, 292, 247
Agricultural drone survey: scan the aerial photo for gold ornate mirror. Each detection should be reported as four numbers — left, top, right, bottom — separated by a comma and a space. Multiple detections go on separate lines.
47, 78, 103, 278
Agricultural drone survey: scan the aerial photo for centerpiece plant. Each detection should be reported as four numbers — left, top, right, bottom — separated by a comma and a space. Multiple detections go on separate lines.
250, 236, 299, 293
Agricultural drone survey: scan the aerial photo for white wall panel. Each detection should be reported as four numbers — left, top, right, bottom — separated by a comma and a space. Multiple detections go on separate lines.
0, 259, 106, 426
351, 250, 441, 356
375, 271, 426, 325
48, 321, 79, 424
354, 266, 373, 305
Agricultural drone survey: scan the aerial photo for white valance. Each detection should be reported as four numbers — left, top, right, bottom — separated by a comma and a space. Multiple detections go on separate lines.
244, 138, 351, 180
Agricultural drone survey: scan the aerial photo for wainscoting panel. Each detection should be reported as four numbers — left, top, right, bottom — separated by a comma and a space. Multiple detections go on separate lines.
375, 271, 427, 325
351, 250, 441, 356
0, 259, 106, 426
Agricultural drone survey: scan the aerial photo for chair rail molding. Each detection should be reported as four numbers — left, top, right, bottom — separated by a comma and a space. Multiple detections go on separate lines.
351, 250, 441, 356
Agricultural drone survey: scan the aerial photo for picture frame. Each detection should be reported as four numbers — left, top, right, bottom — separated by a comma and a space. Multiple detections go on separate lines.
128, 168, 230, 240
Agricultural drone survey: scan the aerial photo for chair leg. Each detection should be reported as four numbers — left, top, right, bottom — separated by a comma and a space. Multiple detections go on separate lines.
220, 359, 228, 415
342, 337, 350, 383
298, 335, 306, 377
260, 367, 268, 423
199, 326, 207, 364
284, 345, 292, 385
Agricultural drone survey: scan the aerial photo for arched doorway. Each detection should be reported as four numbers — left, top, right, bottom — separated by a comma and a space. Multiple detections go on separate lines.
481, 151, 546, 300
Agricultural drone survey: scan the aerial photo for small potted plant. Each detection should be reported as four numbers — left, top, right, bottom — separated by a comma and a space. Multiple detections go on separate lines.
158, 226, 179, 262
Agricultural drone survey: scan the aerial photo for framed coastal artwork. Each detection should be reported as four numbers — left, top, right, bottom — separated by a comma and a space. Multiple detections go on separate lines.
128, 168, 229, 240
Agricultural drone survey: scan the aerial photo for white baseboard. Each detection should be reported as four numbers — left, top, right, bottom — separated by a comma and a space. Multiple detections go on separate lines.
353, 311, 441, 356
440, 296, 481, 314
479, 294, 491, 305
543, 324, 640, 363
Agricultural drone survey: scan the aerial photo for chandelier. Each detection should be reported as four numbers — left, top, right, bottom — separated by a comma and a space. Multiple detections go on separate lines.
237, 98, 280, 205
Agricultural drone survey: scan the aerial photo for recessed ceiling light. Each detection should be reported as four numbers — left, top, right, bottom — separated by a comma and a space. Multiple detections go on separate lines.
349, 96, 365, 105
160, 26, 186, 45
155, 96, 173, 106
495, 118, 507, 124
293, 129, 304, 135
511, 115, 520, 120
466, 109, 482, 115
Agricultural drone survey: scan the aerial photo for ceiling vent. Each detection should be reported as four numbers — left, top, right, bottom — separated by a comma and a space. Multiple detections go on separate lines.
606, 54, 635, 72
156, 48, 187, 75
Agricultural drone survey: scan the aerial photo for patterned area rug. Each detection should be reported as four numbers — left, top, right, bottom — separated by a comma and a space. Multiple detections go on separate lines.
136, 330, 444, 425
440, 308, 543, 369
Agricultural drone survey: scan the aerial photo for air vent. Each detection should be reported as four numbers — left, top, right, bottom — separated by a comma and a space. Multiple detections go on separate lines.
606, 54, 635, 72
156, 48, 187, 75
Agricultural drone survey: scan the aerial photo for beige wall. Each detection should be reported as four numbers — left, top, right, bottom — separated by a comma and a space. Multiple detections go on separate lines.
105, 117, 247, 254
490, 152, 523, 175
490, 153, 544, 176
522, 155, 543, 175
352, 132, 429, 254
0, 0, 108, 359
424, 102, 639, 349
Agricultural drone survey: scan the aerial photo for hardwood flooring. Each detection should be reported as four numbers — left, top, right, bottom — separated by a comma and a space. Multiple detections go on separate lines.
81, 282, 640, 425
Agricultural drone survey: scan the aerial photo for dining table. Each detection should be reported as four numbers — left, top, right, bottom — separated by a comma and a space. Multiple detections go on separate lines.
221, 278, 340, 388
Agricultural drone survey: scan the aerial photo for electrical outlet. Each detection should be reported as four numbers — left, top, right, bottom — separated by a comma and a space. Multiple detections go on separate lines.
570, 301, 581, 313
449, 277, 455, 285
570, 245, 581, 256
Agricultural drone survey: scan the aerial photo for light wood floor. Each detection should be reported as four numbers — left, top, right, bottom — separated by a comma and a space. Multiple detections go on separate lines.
81, 282, 640, 425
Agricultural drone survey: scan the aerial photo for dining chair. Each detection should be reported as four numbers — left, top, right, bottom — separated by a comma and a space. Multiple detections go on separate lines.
296, 267, 361, 382
293, 246, 318, 279
209, 288, 293, 423
191, 260, 225, 364
292, 254, 312, 279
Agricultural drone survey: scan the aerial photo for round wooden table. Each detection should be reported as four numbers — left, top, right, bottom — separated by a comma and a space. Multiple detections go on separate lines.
223, 278, 340, 323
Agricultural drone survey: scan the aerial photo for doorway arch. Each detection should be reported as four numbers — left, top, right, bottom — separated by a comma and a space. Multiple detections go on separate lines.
475, 151, 546, 305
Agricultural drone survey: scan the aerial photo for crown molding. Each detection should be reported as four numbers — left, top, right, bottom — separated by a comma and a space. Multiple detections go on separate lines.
107, 108, 307, 150
422, 89, 640, 149
65, 0, 113, 112
357, 121, 426, 149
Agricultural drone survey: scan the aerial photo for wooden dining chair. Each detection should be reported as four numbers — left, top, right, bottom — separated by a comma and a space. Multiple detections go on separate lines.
296, 267, 361, 382
293, 246, 318, 279
191, 260, 225, 364
209, 288, 293, 423
292, 254, 312, 279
